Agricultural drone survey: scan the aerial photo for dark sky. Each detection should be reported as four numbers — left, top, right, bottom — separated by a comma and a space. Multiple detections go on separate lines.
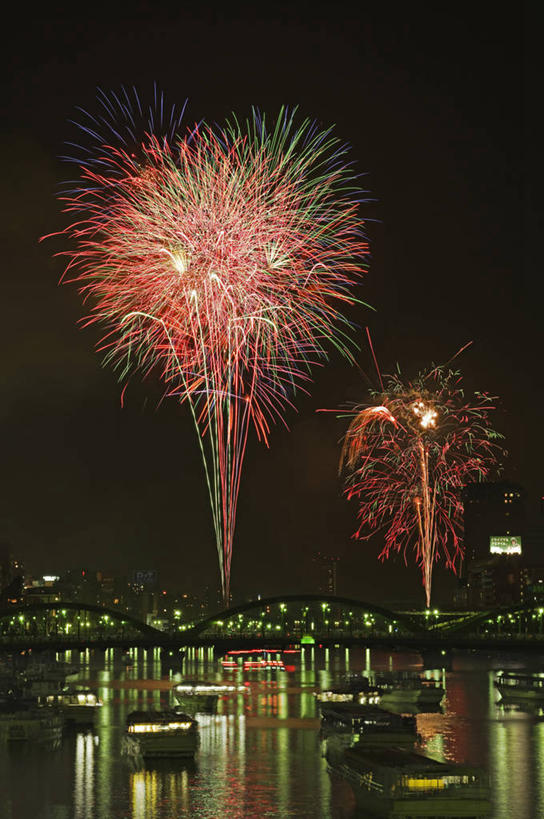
1, 2, 539, 605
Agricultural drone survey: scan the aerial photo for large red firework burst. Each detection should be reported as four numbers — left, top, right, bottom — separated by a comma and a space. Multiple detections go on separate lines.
340, 364, 504, 606
50, 96, 369, 602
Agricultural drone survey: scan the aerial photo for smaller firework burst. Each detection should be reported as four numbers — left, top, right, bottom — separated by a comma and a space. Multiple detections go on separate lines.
340, 364, 504, 606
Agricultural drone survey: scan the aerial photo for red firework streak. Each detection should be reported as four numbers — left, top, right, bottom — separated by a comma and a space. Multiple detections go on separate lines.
48, 100, 369, 604
340, 365, 504, 607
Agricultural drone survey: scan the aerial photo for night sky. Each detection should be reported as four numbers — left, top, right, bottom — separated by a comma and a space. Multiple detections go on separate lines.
1, 3, 538, 605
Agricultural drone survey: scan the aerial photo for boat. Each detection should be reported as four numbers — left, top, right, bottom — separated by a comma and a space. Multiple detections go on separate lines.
331, 746, 490, 818
495, 672, 544, 701
321, 704, 418, 755
374, 672, 445, 707
316, 675, 381, 705
0, 702, 63, 745
38, 687, 103, 724
220, 649, 286, 671
125, 710, 199, 759
173, 680, 245, 713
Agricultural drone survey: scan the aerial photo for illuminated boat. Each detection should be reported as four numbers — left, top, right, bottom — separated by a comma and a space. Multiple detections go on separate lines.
38, 688, 103, 724
173, 680, 246, 713
495, 672, 544, 701
0, 702, 63, 745
221, 649, 286, 671
125, 710, 199, 758
331, 746, 490, 818
316, 676, 381, 705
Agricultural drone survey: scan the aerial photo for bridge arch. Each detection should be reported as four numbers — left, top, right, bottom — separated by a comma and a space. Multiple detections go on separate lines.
445, 601, 544, 636
0, 600, 159, 643
189, 594, 422, 638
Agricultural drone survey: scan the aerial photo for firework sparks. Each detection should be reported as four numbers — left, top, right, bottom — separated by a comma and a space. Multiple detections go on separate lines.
48, 92, 370, 603
340, 364, 504, 606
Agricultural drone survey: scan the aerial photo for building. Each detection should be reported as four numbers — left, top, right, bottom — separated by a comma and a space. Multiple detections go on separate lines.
464, 556, 523, 608
462, 481, 526, 566
0, 542, 24, 591
313, 552, 339, 596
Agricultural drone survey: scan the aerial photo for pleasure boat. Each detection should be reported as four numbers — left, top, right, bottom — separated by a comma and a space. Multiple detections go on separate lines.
220, 649, 286, 671
316, 675, 381, 705
321, 704, 418, 761
125, 710, 199, 758
38, 687, 103, 724
375, 672, 445, 707
331, 746, 490, 818
173, 680, 245, 713
495, 672, 544, 701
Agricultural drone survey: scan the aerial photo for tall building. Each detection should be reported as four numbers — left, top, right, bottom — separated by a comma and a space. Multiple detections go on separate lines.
0, 542, 24, 603
313, 552, 339, 596
459, 481, 539, 609
462, 481, 526, 566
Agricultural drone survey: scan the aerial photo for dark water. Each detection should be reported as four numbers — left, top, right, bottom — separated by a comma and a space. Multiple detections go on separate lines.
1, 646, 544, 818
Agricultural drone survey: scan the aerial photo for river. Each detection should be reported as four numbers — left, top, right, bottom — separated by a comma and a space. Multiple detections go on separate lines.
1, 646, 543, 818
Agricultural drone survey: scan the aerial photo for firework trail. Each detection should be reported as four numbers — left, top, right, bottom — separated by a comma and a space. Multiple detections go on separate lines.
340, 364, 504, 606
48, 90, 370, 603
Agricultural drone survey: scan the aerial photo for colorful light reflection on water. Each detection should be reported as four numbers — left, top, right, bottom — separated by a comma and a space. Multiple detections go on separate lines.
1, 647, 544, 817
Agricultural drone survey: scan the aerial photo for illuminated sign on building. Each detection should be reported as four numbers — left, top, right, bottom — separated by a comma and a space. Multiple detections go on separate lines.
490, 535, 522, 555
130, 570, 158, 587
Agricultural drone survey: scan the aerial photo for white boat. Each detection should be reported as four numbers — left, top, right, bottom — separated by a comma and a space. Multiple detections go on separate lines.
174, 680, 245, 713
495, 672, 544, 701
125, 710, 199, 759
331, 746, 490, 818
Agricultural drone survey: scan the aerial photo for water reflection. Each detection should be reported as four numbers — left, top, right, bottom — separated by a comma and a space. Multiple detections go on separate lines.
1, 647, 544, 816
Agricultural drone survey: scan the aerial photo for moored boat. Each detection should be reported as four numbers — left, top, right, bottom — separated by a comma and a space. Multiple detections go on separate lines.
331, 746, 490, 818
321, 703, 416, 739
321, 704, 418, 762
125, 710, 199, 758
38, 687, 103, 724
375, 672, 445, 707
495, 672, 544, 701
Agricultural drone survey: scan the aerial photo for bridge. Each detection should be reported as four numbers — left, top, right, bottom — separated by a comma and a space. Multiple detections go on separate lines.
1, 594, 544, 651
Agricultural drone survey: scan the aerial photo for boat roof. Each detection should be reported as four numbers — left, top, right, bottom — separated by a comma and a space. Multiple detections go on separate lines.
346, 747, 476, 773
497, 672, 544, 680
175, 680, 231, 687
321, 704, 405, 718
126, 710, 195, 724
